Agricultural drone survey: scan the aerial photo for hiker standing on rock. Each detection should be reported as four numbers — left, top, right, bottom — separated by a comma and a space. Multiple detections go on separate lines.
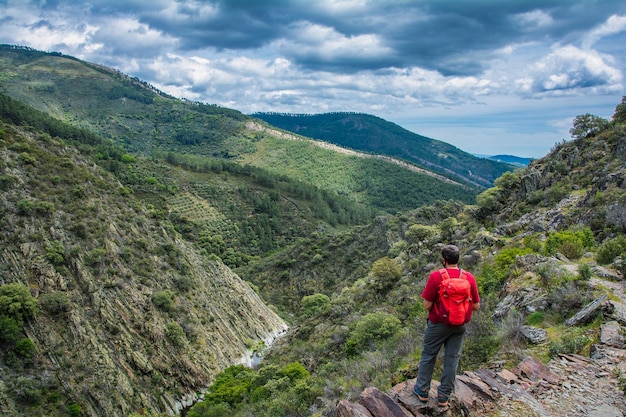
413, 244, 480, 408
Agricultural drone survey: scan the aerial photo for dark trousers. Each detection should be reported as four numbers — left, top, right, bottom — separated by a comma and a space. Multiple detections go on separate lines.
415, 320, 467, 397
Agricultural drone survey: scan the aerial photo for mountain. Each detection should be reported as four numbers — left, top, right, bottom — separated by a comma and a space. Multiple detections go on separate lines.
480, 154, 532, 167
0, 45, 480, 215
251, 112, 515, 188
1, 42, 625, 417
226, 100, 626, 416
0, 100, 287, 416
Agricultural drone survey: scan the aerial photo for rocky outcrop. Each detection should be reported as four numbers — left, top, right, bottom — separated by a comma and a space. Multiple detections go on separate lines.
564, 294, 612, 326
0, 124, 288, 417
337, 348, 626, 417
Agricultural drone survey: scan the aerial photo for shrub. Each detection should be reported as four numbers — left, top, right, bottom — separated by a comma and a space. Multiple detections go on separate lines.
67, 403, 82, 417
544, 228, 594, 259
14, 377, 42, 404
15, 337, 37, 359
165, 322, 186, 347
279, 362, 309, 382
577, 263, 593, 281
548, 329, 592, 357
152, 290, 175, 312
526, 311, 544, 326
203, 365, 255, 407
0, 283, 38, 323
0, 174, 17, 190
301, 293, 330, 317
35, 201, 55, 215
345, 312, 401, 356
406, 224, 437, 244
0, 315, 22, 344
87, 248, 107, 265
41, 292, 71, 315
596, 235, 626, 265
45, 241, 66, 265
370, 257, 402, 294
17, 199, 34, 215
460, 311, 500, 370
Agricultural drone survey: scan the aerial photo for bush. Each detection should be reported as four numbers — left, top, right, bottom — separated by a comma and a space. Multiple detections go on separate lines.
548, 330, 592, 357
165, 322, 186, 347
41, 292, 71, 315
460, 312, 500, 370
17, 199, 34, 215
301, 293, 330, 317
526, 311, 544, 326
201, 365, 255, 407
544, 228, 594, 259
15, 337, 37, 359
0, 315, 22, 344
577, 263, 593, 281
45, 241, 66, 265
152, 290, 175, 312
370, 257, 402, 294
279, 362, 309, 382
596, 235, 626, 265
345, 312, 401, 356
14, 376, 42, 404
0, 283, 38, 323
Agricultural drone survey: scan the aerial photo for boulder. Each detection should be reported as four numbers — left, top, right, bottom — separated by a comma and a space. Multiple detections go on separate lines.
358, 387, 413, 417
520, 325, 548, 344
337, 400, 374, 417
512, 356, 560, 385
564, 295, 612, 326
600, 321, 625, 348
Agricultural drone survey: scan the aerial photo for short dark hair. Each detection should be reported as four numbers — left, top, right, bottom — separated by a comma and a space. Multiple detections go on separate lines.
441, 244, 460, 264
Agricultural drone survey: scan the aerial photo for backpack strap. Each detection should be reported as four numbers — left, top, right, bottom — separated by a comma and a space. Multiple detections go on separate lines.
439, 268, 466, 279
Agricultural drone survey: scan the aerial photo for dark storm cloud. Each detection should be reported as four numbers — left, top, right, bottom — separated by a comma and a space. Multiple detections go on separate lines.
16, 0, 626, 76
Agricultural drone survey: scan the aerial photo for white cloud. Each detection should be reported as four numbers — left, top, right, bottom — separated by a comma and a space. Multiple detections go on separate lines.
513, 10, 554, 30
279, 22, 393, 63
528, 45, 622, 94
583, 14, 626, 48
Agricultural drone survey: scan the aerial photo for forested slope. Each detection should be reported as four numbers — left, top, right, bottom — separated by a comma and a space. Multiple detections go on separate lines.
252, 112, 514, 188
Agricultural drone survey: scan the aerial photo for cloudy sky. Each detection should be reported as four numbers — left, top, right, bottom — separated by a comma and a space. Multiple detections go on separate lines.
1, 0, 625, 158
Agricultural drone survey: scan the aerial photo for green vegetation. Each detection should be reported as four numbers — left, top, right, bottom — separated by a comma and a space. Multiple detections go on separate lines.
252, 112, 514, 188
345, 312, 402, 356
187, 362, 320, 417
0, 46, 625, 417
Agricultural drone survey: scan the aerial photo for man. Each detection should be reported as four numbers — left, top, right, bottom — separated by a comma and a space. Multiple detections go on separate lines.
413, 244, 480, 408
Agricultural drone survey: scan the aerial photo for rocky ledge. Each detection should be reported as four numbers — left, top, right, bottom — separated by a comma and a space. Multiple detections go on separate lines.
337, 321, 626, 417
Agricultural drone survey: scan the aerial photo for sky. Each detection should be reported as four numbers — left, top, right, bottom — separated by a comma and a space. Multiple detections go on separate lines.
1, 1, 625, 158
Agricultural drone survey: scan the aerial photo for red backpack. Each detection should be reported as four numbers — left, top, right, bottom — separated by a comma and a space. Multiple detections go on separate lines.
437, 268, 472, 326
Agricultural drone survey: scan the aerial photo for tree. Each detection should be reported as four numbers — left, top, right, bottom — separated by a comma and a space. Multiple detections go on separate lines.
370, 257, 402, 294
569, 113, 610, 139
301, 293, 330, 317
345, 312, 401, 355
0, 283, 38, 323
613, 96, 626, 124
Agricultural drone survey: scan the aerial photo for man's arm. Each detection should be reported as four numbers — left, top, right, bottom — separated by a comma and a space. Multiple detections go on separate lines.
472, 302, 480, 311
423, 299, 433, 311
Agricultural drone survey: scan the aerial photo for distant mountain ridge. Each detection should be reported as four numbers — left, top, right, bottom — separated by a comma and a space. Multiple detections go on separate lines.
478, 154, 532, 167
251, 112, 515, 188
0, 45, 479, 214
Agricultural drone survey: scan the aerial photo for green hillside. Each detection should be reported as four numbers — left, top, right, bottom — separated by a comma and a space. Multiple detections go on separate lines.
251, 112, 514, 188
0, 98, 289, 416
0, 45, 479, 214
2, 43, 624, 417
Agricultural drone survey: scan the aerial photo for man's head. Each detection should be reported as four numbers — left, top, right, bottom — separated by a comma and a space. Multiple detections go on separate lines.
441, 244, 460, 265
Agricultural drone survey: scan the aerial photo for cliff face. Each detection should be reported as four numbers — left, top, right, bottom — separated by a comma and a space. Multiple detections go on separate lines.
0, 122, 287, 416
